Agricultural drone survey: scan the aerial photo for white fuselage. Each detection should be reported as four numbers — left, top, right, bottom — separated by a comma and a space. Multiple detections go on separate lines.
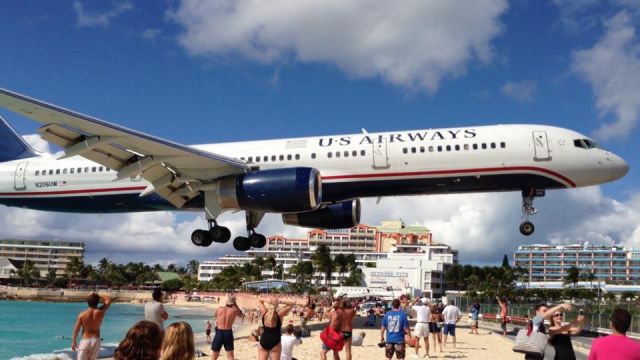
0, 124, 628, 213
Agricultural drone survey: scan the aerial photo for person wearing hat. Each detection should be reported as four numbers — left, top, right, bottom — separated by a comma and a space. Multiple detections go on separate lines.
211, 295, 244, 360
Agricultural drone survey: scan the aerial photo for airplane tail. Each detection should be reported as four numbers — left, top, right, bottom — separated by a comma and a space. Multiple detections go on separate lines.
0, 115, 38, 162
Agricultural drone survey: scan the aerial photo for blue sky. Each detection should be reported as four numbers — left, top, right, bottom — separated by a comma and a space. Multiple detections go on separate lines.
1, 1, 639, 265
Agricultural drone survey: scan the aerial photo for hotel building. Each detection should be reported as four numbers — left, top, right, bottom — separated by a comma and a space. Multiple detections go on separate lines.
0, 239, 85, 277
513, 243, 640, 283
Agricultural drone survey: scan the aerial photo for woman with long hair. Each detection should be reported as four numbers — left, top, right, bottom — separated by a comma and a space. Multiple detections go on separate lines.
257, 297, 295, 360
548, 311, 585, 360
114, 320, 163, 360
161, 322, 195, 360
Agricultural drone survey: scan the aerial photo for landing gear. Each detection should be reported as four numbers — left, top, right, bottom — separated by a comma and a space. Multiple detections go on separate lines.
249, 232, 267, 248
190, 220, 231, 247
233, 236, 251, 251
519, 188, 544, 236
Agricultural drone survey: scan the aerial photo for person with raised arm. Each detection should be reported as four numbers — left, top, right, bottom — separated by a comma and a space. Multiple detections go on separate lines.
71, 293, 112, 360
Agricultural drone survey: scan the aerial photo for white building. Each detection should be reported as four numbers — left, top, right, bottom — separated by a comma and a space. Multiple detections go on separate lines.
0, 239, 85, 277
362, 243, 458, 298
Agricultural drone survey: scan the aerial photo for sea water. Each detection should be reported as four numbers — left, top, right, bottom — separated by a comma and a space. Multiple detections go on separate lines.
0, 300, 214, 360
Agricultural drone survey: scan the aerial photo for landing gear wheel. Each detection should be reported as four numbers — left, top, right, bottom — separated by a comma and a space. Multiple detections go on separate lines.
233, 236, 251, 251
519, 221, 535, 236
249, 233, 267, 248
209, 226, 231, 243
191, 229, 211, 246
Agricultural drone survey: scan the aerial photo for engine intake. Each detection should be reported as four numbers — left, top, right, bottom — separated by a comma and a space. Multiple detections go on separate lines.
282, 199, 361, 229
217, 167, 321, 213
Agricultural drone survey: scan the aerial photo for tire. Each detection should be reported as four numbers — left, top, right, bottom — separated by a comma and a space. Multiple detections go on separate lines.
250, 233, 267, 248
233, 236, 250, 251
191, 229, 209, 246
209, 226, 231, 243
519, 221, 535, 236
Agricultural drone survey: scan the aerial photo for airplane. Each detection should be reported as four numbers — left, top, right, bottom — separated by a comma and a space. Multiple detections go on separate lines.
0, 88, 629, 251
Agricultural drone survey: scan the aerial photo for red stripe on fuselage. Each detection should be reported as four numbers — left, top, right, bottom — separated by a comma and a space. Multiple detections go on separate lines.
0, 186, 147, 196
321, 166, 576, 188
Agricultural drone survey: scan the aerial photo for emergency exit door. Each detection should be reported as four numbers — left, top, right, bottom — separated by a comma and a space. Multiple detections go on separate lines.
372, 139, 389, 168
532, 131, 551, 161
14, 161, 28, 190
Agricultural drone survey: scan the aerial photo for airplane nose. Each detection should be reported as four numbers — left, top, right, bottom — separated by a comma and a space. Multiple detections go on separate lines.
611, 154, 629, 180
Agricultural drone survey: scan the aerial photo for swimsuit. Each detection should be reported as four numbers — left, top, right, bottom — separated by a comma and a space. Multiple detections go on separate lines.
260, 313, 282, 351
211, 328, 234, 352
78, 337, 101, 360
342, 331, 352, 340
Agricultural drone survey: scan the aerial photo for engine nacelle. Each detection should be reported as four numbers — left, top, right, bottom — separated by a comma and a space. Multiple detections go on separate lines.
217, 167, 322, 213
282, 199, 361, 229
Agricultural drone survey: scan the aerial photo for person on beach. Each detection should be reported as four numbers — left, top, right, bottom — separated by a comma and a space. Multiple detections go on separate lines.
548, 310, 585, 360
588, 308, 640, 360
211, 296, 243, 360
496, 296, 509, 336
428, 304, 443, 353
161, 321, 195, 360
381, 298, 411, 360
206, 320, 212, 342
524, 303, 571, 360
441, 300, 461, 349
280, 324, 302, 360
258, 297, 295, 360
411, 298, 431, 358
71, 293, 112, 360
339, 298, 357, 360
469, 299, 480, 335
145, 288, 169, 330
114, 320, 163, 360
320, 298, 343, 360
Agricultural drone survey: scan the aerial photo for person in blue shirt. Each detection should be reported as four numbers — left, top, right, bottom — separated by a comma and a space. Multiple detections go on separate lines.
380, 299, 411, 360
470, 299, 480, 335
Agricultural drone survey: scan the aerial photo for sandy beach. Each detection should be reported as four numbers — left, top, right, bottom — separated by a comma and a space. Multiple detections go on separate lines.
196, 312, 527, 360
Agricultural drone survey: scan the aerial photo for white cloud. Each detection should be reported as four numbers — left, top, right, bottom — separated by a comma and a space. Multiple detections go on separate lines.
170, 0, 508, 93
73, 1, 133, 28
572, 11, 640, 139
22, 134, 52, 155
501, 80, 537, 103
141, 28, 161, 41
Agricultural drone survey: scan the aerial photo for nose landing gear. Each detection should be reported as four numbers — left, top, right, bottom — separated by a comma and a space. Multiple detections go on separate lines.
520, 188, 544, 236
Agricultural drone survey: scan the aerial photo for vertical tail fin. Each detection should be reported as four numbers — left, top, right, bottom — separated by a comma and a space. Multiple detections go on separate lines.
0, 115, 38, 162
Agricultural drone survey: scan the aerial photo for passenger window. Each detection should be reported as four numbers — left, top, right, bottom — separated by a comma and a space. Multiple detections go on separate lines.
99, 167, 104, 172
56, 169, 60, 175
481, 143, 487, 149
454, 145, 460, 151
248, 157, 253, 163
35, 170, 40, 176
446, 145, 451, 151
92, 167, 96, 172
336, 152, 341, 158
279, 155, 284, 161
263, 156, 268, 162
403, 148, 408, 154
500, 142, 506, 148
84, 167, 89, 173
490, 142, 496, 149
271, 155, 276, 162
255, 157, 260, 163
311, 153, 316, 159
420, 146, 425, 153
428, 146, 434, 152
472, 144, 478, 150
295, 154, 300, 160
70, 168, 75, 174
352, 150, 357, 156
361, 150, 366, 156
464, 144, 469, 150
49, 170, 53, 175
77, 168, 82, 173
437, 146, 443, 152
411, 147, 416, 153
287, 154, 292, 160
327, 152, 332, 158
63, 169, 67, 174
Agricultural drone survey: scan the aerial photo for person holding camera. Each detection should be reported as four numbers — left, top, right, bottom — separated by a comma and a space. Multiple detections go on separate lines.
547, 309, 585, 360
211, 295, 244, 360
71, 293, 112, 360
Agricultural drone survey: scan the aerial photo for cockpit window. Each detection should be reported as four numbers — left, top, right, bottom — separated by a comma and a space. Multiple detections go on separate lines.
573, 139, 600, 149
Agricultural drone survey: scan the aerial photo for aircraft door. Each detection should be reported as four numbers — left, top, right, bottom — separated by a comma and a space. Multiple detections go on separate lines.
532, 131, 551, 161
372, 138, 389, 168
14, 161, 28, 190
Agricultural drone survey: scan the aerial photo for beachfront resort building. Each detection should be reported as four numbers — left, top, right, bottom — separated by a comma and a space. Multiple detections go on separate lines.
513, 243, 640, 283
198, 220, 457, 297
0, 239, 85, 277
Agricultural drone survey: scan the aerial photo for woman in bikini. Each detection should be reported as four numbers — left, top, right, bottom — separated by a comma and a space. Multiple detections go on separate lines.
258, 297, 295, 360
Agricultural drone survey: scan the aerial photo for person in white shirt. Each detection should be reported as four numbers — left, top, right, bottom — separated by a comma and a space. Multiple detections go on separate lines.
441, 300, 461, 349
411, 298, 431, 358
280, 324, 302, 360
144, 288, 168, 330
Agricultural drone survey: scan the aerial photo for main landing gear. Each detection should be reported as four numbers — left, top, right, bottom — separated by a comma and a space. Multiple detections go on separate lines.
520, 188, 544, 236
232, 210, 267, 251
191, 220, 231, 247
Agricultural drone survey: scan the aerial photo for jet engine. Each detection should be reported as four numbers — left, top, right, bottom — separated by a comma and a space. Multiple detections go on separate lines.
282, 199, 361, 229
217, 167, 321, 213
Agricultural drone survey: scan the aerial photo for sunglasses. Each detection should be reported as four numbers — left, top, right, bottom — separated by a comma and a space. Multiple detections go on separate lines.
552, 313, 562, 317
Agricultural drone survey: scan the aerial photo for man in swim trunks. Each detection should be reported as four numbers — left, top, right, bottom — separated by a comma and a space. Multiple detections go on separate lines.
211, 296, 243, 360
71, 293, 112, 360
206, 320, 212, 342
320, 298, 343, 360
340, 298, 357, 360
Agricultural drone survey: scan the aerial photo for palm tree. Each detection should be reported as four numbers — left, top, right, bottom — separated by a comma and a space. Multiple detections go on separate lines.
65, 257, 85, 281
333, 254, 348, 282
15, 260, 40, 287
46, 268, 57, 287
312, 244, 334, 286
564, 266, 580, 288
186, 260, 200, 276
621, 291, 636, 310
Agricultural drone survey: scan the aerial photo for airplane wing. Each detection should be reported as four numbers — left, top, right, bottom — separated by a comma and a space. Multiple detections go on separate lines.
0, 88, 250, 208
